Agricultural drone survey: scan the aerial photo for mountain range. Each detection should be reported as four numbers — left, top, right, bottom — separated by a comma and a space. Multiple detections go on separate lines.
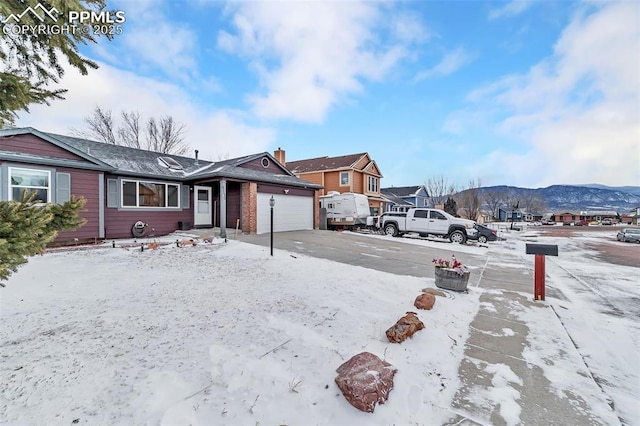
477, 185, 640, 213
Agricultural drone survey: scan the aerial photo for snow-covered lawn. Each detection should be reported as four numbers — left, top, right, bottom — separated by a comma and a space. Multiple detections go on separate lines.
1, 239, 481, 425
2, 227, 638, 425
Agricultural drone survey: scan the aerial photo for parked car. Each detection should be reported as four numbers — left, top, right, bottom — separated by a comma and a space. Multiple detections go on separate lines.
541, 220, 555, 225
467, 224, 498, 244
601, 219, 613, 225
575, 220, 590, 226
616, 228, 640, 243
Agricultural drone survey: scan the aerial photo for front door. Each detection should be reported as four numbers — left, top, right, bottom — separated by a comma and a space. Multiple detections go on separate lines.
194, 186, 212, 227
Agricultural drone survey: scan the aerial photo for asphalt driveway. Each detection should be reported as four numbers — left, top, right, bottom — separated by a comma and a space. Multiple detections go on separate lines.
236, 229, 488, 283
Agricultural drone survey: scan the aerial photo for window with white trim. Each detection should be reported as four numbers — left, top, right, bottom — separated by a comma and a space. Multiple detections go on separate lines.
340, 171, 349, 186
121, 180, 180, 208
9, 167, 51, 203
367, 175, 378, 193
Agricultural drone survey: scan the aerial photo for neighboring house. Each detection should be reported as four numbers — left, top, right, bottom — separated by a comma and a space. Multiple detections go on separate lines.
380, 185, 429, 212
498, 207, 524, 222
277, 149, 385, 215
619, 212, 634, 224
523, 212, 544, 222
629, 207, 640, 225
0, 127, 322, 242
581, 211, 618, 221
550, 211, 618, 223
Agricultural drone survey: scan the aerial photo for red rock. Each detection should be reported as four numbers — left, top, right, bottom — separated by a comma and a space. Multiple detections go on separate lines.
414, 293, 436, 310
335, 352, 397, 413
385, 312, 424, 343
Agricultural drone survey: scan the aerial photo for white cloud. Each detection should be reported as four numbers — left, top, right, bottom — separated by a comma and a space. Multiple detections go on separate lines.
462, 2, 640, 187
98, 1, 199, 82
415, 47, 475, 81
217, 1, 425, 123
488, 1, 533, 20
14, 62, 275, 160
124, 22, 197, 80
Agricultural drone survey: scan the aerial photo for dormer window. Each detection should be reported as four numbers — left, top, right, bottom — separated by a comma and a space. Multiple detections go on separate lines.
159, 156, 183, 170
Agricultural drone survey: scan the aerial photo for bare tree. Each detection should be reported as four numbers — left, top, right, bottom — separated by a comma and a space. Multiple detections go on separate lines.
482, 187, 507, 221
521, 191, 546, 215
73, 107, 189, 155
118, 110, 142, 149
76, 106, 116, 145
146, 116, 188, 156
456, 179, 482, 220
425, 175, 457, 207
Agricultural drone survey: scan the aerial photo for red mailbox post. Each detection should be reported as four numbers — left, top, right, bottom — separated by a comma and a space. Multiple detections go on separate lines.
525, 244, 559, 301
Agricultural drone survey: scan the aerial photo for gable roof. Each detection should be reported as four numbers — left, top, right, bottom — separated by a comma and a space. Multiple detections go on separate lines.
45, 132, 209, 178
381, 185, 429, 198
190, 161, 322, 188
0, 127, 322, 188
0, 127, 114, 170
187, 152, 322, 189
287, 152, 369, 174
381, 192, 414, 206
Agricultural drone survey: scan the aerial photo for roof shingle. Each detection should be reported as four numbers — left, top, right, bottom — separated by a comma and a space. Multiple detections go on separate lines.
286, 153, 367, 173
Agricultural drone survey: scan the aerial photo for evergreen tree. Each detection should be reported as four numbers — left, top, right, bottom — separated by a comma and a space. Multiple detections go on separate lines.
444, 197, 458, 217
0, 0, 116, 127
0, 74, 66, 126
0, 193, 86, 285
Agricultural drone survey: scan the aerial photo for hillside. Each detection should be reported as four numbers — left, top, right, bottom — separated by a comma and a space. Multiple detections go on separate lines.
476, 185, 640, 212
578, 184, 640, 197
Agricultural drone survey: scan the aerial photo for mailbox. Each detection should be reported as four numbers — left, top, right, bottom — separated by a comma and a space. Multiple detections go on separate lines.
526, 243, 558, 301
526, 243, 558, 257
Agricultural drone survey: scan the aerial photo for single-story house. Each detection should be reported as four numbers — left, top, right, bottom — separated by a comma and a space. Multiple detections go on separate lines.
0, 127, 322, 243
550, 211, 618, 224
380, 185, 429, 212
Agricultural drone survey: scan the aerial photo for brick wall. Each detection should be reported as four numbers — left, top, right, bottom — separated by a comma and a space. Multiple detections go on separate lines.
242, 181, 258, 233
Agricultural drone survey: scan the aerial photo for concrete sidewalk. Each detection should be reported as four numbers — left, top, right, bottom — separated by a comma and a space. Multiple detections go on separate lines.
445, 253, 621, 425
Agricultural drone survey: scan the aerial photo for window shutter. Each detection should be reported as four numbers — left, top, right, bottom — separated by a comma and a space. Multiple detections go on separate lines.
107, 179, 118, 208
181, 185, 190, 208
56, 173, 71, 203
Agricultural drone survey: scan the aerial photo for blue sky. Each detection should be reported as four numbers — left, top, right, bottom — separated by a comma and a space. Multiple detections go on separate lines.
15, 0, 640, 189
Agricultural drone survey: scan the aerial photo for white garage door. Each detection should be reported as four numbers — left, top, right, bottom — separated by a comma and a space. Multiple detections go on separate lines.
256, 193, 313, 234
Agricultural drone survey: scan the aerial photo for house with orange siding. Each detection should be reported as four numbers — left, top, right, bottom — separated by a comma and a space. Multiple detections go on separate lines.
274, 148, 385, 215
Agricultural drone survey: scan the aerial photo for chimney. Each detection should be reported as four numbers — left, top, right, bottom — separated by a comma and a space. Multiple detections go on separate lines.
274, 147, 285, 165
195, 149, 199, 166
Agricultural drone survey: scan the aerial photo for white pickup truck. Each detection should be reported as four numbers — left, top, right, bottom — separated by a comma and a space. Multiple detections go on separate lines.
378, 208, 476, 244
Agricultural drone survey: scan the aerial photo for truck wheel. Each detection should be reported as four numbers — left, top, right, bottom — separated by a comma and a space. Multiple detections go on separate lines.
449, 230, 466, 244
384, 223, 398, 237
